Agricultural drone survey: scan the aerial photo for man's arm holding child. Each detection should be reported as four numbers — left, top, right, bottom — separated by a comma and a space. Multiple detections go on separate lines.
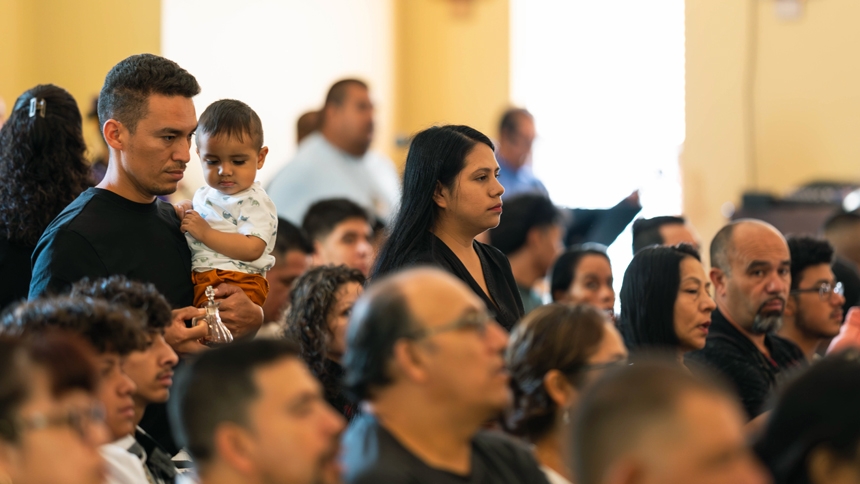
180, 209, 266, 261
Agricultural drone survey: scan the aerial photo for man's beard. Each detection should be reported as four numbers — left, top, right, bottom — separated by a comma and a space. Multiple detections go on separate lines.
751, 313, 783, 334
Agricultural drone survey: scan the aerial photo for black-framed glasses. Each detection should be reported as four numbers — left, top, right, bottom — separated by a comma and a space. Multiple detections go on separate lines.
1, 403, 106, 443
790, 281, 844, 301
406, 308, 497, 341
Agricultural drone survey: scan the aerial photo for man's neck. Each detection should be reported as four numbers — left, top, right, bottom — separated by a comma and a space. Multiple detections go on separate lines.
200, 462, 258, 484
778, 318, 820, 361
495, 148, 522, 171
369, 393, 483, 475
718, 305, 770, 357
320, 127, 363, 158
507, 251, 543, 288
98, 158, 156, 204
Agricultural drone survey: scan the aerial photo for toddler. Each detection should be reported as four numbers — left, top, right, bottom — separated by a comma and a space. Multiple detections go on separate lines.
179, 99, 277, 308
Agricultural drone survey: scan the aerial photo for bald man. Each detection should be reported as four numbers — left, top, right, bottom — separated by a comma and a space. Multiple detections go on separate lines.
341, 267, 548, 484
688, 220, 805, 419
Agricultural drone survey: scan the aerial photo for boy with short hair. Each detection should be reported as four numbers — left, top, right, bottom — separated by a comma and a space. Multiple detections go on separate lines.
71, 276, 185, 480
301, 198, 373, 276
178, 99, 278, 309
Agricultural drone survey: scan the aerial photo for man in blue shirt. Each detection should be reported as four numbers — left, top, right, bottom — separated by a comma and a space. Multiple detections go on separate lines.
495, 108, 640, 247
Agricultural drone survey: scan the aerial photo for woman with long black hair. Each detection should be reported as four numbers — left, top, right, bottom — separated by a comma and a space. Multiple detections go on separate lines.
0, 84, 90, 309
372, 125, 523, 330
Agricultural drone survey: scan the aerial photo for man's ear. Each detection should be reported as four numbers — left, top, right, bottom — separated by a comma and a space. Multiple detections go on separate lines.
392, 339, 429, 384
213, 423, 257, 476
256, 146, 269, 169
710, 267, 727, 298
432, 181, 448, 210
103, 119, 124, 151
311, 240, 325, 266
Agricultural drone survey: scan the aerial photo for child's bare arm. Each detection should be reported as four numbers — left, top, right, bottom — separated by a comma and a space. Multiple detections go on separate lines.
180, 210, 266, 261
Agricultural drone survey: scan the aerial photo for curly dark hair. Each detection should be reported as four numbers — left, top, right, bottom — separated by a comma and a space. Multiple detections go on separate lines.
0, 84, 90, 246
70, 276, 172, 332
787, 236, 834, 291
282, 265, 365, 400
1, 296, 147, 355
505, 303, 609, 442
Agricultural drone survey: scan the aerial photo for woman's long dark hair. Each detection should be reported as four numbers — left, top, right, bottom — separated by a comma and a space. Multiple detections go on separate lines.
0, 84, 90, 246
618, 244, 701, 351
372, 125, 494, 278
282, 265, 365, 402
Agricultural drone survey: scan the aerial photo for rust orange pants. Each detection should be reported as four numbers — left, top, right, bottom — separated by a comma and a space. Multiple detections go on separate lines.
192, 269, 268, 308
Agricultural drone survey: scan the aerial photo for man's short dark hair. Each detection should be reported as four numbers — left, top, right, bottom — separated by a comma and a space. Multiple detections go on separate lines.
1, 296, 146, 355
197, 99, 264, 150
98, 53, 201, 133
710, 223, 737, 273
631, 216, 687, 254
274, 218, 314, 257
170, 339, 300, 466
787, 236, 835, 291
573, 361, 735, 484
489, 194, 562, 255
302, 198, 369, 243
70, 276, 172, 333
499, 108, 533, 138
342, 278, 419, 401
324, 79, 368, 108
822, 210, 860, 235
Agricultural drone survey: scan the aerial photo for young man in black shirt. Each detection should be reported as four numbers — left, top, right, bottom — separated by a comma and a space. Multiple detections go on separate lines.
688, 220, 805, 419
29, 53, 263, 345
28, 53, 264, 454
341, 267, 549, 484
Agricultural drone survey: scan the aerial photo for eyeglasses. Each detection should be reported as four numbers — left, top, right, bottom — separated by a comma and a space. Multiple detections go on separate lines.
790, 281, 844, 301
2, 404, 106, 444
406, 308, 497, 341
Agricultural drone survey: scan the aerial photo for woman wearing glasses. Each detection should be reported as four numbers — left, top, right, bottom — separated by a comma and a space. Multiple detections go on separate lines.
0, 332, 107, 484
777, 236, 846, 361
372, 125, 523, 331
618, 244, 716, 368
505, 304, 628, 484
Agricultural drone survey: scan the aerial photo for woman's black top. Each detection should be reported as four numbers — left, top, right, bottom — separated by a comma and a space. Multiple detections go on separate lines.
323, 359, 359, 421
399, 233, 524, 331
0, 237, 35, 311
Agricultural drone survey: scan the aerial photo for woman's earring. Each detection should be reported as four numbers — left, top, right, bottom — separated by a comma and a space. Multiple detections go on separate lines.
563, 409, 570, 425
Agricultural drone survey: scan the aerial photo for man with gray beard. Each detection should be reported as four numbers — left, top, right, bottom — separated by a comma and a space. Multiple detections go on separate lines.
688, 219, 805, 419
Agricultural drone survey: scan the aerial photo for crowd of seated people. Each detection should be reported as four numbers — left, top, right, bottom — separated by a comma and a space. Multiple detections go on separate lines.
2, 52, 860, 484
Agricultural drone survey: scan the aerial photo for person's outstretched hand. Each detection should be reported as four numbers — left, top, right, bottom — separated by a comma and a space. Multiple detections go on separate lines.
828, 307, 860, 354
213, 283, 264, 338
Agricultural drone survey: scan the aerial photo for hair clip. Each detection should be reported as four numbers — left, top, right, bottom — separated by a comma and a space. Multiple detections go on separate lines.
29, 98, 46, 118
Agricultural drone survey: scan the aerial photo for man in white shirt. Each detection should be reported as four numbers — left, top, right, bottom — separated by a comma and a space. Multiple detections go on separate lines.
267, 79, 400, 225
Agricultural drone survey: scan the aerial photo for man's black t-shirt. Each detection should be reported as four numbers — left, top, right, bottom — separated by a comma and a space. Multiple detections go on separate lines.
29, 188, 193, 307
342, 414, 549, 484
29, 188, 194, 455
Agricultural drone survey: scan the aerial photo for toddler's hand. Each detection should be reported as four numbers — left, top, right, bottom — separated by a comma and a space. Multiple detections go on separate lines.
180, 210, 211, 240
173, 200, 193, 220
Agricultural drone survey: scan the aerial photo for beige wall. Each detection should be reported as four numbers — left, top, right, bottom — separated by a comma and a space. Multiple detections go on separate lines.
685, 0, 860, 254
394, 0, 510, 165
0, 0, 160, 151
